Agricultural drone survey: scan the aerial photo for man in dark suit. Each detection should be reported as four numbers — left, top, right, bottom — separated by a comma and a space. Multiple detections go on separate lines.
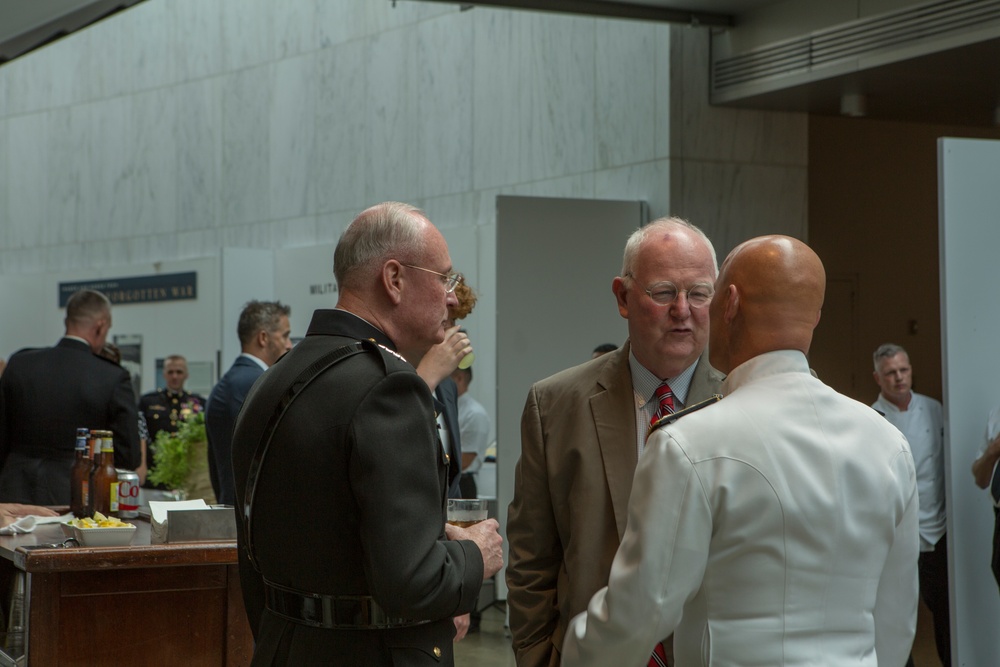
506, 218, 724, 667
0, 289, 141, 504
206, 301, 292, 507
230, 202, 502, 665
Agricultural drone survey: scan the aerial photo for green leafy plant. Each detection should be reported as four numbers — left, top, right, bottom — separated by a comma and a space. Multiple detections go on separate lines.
147, 407, 207, 490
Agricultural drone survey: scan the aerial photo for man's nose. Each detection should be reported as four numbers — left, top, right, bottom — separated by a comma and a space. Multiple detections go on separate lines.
670, 291, 692, 317
446, 290, 459, 308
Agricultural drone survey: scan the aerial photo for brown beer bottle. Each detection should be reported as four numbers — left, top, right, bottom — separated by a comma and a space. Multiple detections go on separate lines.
88, 432, 119, 517
69, 428, 92, 517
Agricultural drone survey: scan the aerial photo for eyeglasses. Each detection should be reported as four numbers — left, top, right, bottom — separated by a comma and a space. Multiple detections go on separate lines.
402, 264, 464, 293
629, 277, 714, 308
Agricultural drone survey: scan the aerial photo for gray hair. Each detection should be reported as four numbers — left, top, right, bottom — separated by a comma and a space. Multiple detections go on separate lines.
65, 289, 111, 325
334, 202, 428, 290
620, 217, 718, 279
873, 343, 908, 372
238, 300, 291, 346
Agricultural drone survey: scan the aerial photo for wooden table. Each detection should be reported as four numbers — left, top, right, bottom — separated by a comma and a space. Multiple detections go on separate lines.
0, 518, 252, 666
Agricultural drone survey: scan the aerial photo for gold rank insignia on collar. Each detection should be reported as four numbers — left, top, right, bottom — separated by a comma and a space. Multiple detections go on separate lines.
646, 394, 723, 441
374, 339, 408, 364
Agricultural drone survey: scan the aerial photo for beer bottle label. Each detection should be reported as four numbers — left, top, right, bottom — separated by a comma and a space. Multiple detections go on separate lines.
110, 483, 119, 513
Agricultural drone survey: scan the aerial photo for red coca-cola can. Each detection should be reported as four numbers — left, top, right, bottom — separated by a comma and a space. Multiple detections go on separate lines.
115, 469, 140, 519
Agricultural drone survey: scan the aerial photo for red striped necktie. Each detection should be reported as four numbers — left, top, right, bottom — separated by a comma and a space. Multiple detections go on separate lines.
648, 640, 668, 667
649, 381, 675, 427
648, 381, 674, 666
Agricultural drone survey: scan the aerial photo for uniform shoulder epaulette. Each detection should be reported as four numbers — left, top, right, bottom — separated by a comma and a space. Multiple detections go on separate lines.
647, 394, 723, 441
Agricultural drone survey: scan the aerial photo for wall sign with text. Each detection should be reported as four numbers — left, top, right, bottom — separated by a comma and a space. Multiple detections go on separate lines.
58, 272, 198, 307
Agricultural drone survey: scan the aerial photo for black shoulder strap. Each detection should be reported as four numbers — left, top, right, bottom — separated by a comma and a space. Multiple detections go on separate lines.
243, 339, 377, 569
646, 393, 723, 441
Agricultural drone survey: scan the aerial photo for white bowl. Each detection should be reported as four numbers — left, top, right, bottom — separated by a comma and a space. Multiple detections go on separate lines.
72, 524, 136, 547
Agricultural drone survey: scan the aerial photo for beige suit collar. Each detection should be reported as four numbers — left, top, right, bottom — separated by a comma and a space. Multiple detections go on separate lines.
591, 342, 639, 541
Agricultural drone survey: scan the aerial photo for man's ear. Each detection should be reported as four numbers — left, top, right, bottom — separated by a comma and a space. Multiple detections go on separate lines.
256, 328, 269, 349
724, 284, 739, 323
383, 260, 404, 305
611, 276, 629, 320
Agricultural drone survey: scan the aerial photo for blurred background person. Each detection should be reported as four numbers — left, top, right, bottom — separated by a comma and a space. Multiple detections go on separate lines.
139, 354, 204, 490
207, 300, 292, 507
872, 342, 951, 667
591, 343, 617, 359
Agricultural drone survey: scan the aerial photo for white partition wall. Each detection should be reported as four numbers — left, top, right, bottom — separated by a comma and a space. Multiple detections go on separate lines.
938, 137, 1000, 665
496, 195, 646, 599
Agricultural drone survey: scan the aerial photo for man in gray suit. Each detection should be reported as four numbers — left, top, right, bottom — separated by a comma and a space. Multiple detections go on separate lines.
206, 300, 292, 506
507, 218, 724, 667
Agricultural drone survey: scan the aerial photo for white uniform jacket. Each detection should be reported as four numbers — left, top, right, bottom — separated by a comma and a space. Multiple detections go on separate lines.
562, 350, 919, 667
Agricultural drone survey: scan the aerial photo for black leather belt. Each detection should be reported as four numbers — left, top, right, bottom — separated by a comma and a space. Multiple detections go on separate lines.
264, 581, 430, 630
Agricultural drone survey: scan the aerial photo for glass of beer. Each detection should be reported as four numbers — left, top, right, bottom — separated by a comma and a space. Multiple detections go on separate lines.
447, 499, 488, 527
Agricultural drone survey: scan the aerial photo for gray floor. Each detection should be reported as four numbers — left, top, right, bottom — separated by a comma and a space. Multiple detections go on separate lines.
454, 603, 516, 667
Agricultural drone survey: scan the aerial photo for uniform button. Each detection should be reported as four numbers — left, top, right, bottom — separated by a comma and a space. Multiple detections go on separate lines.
433, 647, 441, 658
444, 454, 450, 463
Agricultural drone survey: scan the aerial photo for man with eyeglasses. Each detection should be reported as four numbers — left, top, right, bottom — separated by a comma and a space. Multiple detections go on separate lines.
230, 202, 502, 666
507, 217, 724, 667
561, 236, 918, 667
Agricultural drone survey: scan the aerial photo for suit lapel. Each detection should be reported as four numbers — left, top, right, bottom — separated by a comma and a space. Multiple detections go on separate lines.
591, 346, 638, 541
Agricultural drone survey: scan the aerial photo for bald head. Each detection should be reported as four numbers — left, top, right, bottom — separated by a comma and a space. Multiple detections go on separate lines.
708, 235, 825, 374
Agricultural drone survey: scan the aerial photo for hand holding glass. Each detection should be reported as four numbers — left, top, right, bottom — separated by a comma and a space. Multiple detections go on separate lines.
447, 499, 488, 527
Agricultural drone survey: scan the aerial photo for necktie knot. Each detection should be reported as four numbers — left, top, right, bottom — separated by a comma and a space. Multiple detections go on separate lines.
650, 381, 675, 427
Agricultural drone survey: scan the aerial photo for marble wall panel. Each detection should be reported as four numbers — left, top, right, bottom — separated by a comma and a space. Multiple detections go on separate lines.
221, 0, 274, 72
176, 78, 222, 231
174, 0, 224, 81
520, 13, 596, 182
0, 121, 7, 246
594, 159, 671, 223
46, 107, 86, 245
316, 0, 367, 48
270, 54, 316, 220
271, 216, 319, 248
315, 210, 353, 245
221, 65, 272, 226
654, 25, 672, 160
0, 70, 7, 117
415, 12, 474, 199
80, 237, 132, 269
273, 0, 318, 59
3, 49, 47, 116
6, 113, 50, 249
87, 17, 136, 100
595, 20, 657, 170
128, 233, 180, 266
365, 28, 417, 204
419, 192, 481, 234
132, 87, 179, 234
85, 97, 136, 240
130, 0, 178, 92
472, 9, 523, 190
315, 41, 368, 215
367, 0, 456, 34
510, 172, 596, 201
673, 160, 808, 258
176, 229, 221, 258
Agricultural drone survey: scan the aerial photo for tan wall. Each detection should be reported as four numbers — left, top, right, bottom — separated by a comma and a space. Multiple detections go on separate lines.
808, 115, 1000, 404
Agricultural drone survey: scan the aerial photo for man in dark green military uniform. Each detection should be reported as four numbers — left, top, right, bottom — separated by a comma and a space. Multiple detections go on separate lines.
138, 355, 204, 487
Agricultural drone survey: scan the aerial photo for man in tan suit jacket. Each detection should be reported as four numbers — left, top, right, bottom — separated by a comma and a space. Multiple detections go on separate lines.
507, 218, 724, 667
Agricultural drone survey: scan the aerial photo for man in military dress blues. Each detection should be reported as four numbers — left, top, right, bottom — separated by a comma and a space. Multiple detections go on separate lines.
139, 355, 205, 439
